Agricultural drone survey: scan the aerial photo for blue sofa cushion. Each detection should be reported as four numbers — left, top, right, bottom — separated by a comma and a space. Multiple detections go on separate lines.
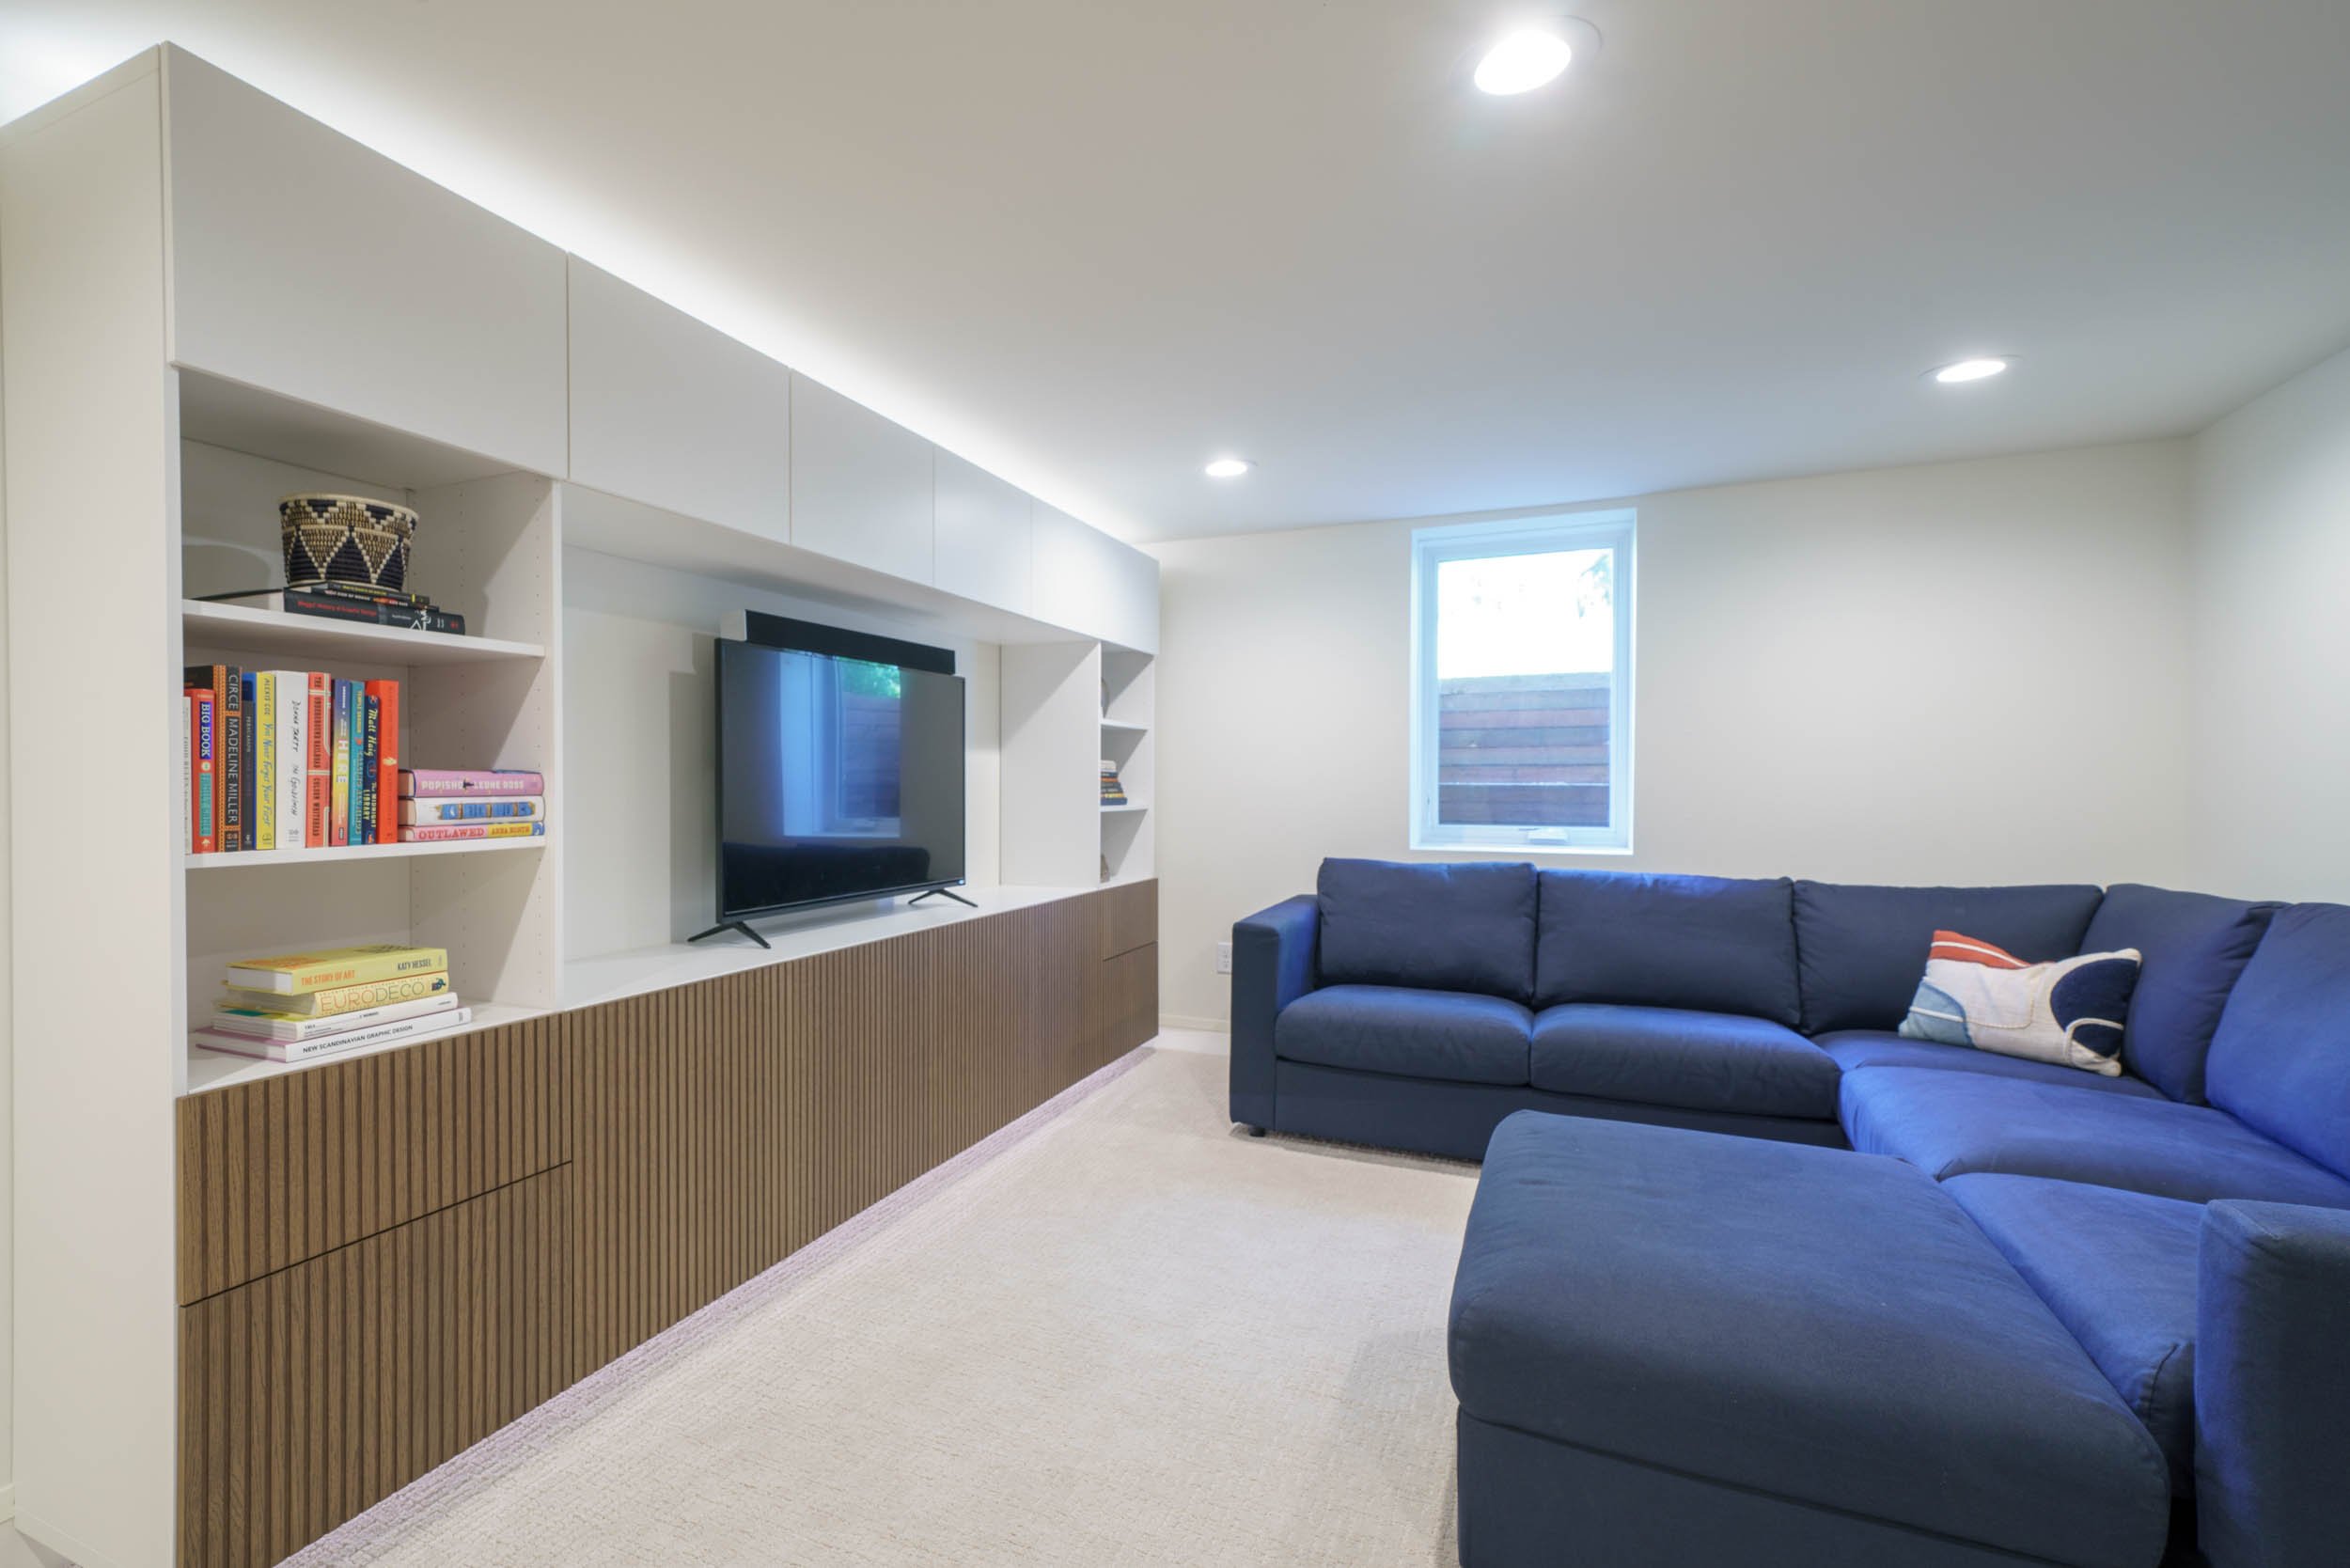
2204, 902, 2350, 1181
1275, 985, 1531, 1086
1841, 1066, 2350, 1206
1450, 1113, 2172, 1566
1945, 1174, 2201, 1495
1816, 1029, 2167, 1100
1792, 881, 2105, 1035
1316, 858, 1536, 1001
2083, 884, 2280, 1104
1531, 1004, 1838, 1120
1532, 871, 1801, 1026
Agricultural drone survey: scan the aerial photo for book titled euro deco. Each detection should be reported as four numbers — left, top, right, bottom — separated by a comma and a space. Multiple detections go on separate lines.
190, 943, 472, 1064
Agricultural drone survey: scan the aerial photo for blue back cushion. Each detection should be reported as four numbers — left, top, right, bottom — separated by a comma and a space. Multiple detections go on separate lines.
2205, 903, 2350, 1180
1793, 882, 2106, 1035
1316, 859, 1537, 1002
2082, 885, 2280, 1104
1534, 870, 1801, 1026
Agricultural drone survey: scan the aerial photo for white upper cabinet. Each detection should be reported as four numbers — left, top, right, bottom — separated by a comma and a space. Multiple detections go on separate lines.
162, 47, 568, 476
933, 449, 1034, 615
788, 374, 935, 583
1033, 503, 1160, 654
567, 259, 790, 537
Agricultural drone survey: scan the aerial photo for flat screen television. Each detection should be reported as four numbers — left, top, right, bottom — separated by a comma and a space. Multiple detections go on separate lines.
712, 637, 966, 927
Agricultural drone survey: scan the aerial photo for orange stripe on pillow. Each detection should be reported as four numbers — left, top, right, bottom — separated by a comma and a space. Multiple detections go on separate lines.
1928, 930, 2028, 968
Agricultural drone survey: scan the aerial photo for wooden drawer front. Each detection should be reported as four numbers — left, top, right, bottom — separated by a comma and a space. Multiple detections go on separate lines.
177, 1015, 568, 1304
1098, 878, 1158, 959
1102, 944, 1158, 1057
178, 1165, 572, 1568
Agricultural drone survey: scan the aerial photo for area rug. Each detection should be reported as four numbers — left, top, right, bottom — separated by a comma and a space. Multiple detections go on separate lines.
286, 1034, 1479, 1567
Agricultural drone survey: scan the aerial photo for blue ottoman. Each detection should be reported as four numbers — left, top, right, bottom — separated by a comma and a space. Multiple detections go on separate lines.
1449, 1112, 2173, 1567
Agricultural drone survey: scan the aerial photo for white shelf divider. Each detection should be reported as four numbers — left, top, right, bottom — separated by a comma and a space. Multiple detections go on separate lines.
184, 834, 549, 871
1101, 801, 1150, 815
183, 599, 545, 664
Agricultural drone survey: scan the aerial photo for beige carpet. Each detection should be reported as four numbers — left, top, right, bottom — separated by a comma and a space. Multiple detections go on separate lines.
288, 1035, 1480, 1567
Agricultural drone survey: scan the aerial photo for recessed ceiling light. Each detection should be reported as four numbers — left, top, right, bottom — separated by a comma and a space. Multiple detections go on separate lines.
1932, 357, 2012, 384
1204, 458, 1252, 478
1474, 29, 1575, 95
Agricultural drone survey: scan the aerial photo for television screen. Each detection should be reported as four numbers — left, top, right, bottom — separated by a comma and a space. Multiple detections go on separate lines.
716, 639, 966, 918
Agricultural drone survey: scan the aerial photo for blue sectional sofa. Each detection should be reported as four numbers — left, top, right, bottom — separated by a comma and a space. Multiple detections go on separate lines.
1230, 861, 2350, 1567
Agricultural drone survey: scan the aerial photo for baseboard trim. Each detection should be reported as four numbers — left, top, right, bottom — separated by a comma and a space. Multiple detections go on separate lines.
16, 1506, 132, 1568
1159, 1013, 1229, 1033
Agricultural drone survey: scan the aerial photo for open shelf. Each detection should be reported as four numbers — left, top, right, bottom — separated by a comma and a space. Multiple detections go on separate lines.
183, 600, 546, 665
186, 833, 548, 871
185, 998, 548, 1092
1101, 801, 1150, 815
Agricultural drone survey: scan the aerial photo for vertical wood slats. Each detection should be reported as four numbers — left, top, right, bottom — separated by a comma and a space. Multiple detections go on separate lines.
178, 882, 1153, 1568
175, 1017, 568, 1305
178, 1166, 572, 1568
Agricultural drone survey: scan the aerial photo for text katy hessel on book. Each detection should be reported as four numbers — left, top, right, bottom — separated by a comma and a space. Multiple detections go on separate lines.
192, 943, 471, 1065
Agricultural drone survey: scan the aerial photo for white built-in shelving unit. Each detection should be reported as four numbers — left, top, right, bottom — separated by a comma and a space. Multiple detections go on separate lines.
1, 43, 1160, 1568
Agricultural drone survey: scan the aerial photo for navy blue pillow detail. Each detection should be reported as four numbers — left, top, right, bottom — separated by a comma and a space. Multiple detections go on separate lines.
1534, 870, 1800, 1026
1316, 858, 1538, 1002
2082, 884, 2281, 1105
2204, 902, 2350, 1182
1792, 882, 2105, 1036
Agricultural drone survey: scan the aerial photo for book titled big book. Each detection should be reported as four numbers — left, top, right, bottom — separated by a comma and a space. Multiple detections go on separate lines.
224, 943, 447, 995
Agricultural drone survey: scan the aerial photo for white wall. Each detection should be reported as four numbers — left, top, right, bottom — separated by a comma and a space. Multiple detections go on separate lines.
0, 290, 15, 1513
561, 546, 1003, 960
1152, 441, 2195, 1025
2187, 340, 2350, 902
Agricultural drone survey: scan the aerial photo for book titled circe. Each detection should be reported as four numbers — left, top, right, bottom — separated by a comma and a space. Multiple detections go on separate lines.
223, 943, 447, 996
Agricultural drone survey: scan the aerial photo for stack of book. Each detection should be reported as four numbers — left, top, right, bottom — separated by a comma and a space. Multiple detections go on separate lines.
191, 943, 468, 1064
205, 584, 465, 635
399, 768, 549, 842
182, 666, 401, 854
1101, 760, 1128, 807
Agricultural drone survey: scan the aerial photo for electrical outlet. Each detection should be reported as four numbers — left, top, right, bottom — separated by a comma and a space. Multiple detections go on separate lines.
1215, 941, 1233, 975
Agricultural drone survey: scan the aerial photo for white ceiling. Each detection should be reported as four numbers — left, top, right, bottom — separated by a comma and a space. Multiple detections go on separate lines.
8, 2, 2350, 542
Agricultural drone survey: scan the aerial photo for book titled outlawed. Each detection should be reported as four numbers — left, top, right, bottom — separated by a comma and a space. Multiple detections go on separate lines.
224, 943, 446, 996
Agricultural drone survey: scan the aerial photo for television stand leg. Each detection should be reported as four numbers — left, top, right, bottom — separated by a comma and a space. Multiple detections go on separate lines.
910, 887, 978, 909
686, 920, 771, 949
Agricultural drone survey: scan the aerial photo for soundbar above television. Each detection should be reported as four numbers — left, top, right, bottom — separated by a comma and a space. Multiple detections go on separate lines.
691, 615, 969, 948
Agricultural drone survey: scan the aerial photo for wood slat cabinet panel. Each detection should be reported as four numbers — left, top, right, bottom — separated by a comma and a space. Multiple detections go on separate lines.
177, 1016, 568, 1305
175, 886, 1154, 1564
177, 1165, 572, 1568
1102, 944, 1159, 1058
1097, 878, 1157, 959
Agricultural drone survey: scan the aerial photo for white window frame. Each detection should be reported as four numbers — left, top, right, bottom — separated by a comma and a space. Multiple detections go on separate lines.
1409, 510, 1636, 855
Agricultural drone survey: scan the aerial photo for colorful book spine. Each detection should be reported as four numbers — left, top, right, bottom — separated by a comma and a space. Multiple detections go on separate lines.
400, 769, 545, 796
193, 1006, 473, 1064
181, 697, 194, 855
185, 666, 242, 851
271, 671, 306, 852
305, 674, 331, 847
398, 821, 548, 843
252, 673, 277, 851
329, 680, 352, 846
368, 680, 400, 847
400, 796, 545, 824
187, 689, 218, 854
239, 672, 258, 850
359, 694, 381, 845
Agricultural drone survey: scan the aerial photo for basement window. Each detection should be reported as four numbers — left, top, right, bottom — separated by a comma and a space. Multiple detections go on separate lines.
1410, 510, 1636, 854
